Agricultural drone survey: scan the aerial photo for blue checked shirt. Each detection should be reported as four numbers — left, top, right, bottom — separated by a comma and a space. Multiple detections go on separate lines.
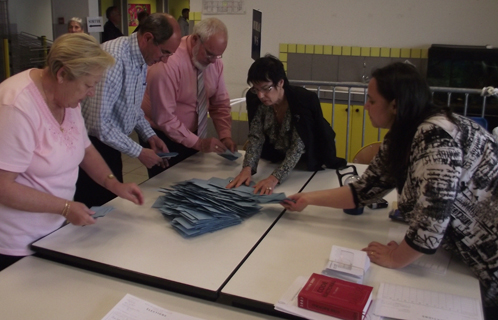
82, 33, 155, 158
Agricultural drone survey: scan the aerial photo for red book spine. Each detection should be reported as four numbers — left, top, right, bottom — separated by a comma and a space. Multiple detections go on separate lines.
298, 296, 359, 320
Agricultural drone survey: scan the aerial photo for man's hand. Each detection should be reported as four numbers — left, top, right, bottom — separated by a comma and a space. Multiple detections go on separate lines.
221, 137, 237, 153
138, 148, 166, 169
148, 135, 168, 153
194, 137, 227, 153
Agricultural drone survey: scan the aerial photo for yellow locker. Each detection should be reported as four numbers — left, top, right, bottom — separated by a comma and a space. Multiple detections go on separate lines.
321, 103, 387, 162
349, 105, 388, 162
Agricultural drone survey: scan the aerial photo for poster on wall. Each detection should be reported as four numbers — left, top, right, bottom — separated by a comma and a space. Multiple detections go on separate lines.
202, 1, 245, 15
251, 10, 261, 60
128, 4, 151, 26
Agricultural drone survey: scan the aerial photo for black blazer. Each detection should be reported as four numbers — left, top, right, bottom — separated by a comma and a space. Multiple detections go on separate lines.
246, 85, 346, 171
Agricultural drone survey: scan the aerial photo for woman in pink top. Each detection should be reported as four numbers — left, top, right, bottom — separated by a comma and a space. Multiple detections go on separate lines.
0, 33, 144, 270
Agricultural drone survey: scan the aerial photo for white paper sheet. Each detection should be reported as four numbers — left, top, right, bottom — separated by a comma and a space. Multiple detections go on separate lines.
101, 294, 205, 320
375, 283, 483, 320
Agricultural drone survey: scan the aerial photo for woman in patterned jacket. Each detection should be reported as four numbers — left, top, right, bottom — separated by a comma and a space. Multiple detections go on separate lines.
227, 54, 345, 195
282, 62, 498, 319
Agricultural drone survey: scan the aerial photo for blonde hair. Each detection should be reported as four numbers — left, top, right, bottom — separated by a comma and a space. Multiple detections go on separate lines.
47, 33, 114, 80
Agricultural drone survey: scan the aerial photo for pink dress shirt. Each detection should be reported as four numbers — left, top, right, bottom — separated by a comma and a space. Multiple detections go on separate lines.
141, 36, 232, 148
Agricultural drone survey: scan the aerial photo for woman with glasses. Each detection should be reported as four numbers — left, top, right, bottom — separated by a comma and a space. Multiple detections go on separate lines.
227, 54, 345, 194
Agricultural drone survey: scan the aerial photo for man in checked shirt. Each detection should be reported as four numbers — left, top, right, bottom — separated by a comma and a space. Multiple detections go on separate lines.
75, 13, 181, 207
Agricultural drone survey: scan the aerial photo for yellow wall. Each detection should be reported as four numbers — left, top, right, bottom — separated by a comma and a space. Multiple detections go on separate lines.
169, 0, 190, 22
100, 0, 114, 22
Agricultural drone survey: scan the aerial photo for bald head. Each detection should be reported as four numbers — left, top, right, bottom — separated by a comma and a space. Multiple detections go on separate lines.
139, 13, 181, 45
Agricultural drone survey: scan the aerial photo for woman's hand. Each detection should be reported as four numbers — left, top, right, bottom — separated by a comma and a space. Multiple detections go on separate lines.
362, 240, 424, 269
281, 193, 309, 211
112, 182, 144, 205
65, 201, 97, 226
253, 175, 279, 195
226, 167, 252, 189
362, 241, 397, 268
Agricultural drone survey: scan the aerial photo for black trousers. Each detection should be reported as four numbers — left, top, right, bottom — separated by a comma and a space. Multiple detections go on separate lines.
139, 129, 198, 179
0, 254, 24, 272
74, 136, 123, 208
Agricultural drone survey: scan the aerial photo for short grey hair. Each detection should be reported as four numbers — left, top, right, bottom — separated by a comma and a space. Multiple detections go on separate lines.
193, 17, 228, 43
68, 17, 83, 28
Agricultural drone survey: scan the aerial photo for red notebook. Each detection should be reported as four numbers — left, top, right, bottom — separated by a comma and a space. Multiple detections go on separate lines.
298, 273, 373, 320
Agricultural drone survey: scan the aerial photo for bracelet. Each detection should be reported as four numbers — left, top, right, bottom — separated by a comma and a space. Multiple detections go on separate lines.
61, 200, 71, 218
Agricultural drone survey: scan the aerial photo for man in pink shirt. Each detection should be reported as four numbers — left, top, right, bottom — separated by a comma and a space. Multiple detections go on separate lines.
141, 17, 236, 177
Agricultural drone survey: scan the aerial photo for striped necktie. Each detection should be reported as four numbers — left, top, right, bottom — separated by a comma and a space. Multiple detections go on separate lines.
197, 69, 208, 138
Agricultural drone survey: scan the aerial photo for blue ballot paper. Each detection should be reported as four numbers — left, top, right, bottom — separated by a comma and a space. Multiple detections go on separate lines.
156, 152, 179, 159
153, 177, 287, 237
90, 206, 115, 218
218, 149, 242, 161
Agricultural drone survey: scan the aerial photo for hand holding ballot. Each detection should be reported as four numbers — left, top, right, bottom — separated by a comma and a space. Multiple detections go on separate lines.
218, 149, 242, 161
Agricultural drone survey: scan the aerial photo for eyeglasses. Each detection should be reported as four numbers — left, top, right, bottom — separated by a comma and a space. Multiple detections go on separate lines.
200, 41, 222, 60
250, 85, 274, 94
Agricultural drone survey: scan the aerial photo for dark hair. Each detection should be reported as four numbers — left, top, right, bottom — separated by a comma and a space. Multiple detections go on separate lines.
137, 10, 149, 23
106, 6, 117, 19
139, 13, 174, 45
182, 8, 190, 14
247, 54, 290, 89
372, 62, 452, 181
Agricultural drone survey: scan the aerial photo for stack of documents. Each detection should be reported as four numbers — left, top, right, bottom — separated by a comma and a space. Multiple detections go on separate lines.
322, 245, 370, 284
153, 177, 287, 237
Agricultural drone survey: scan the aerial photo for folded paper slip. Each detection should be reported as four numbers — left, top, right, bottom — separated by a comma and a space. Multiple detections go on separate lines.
298, 273, 373, 320
322, 245, 370, 284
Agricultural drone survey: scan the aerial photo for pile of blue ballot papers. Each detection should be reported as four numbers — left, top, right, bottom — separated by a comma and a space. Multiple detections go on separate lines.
153, 177, 287, 237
